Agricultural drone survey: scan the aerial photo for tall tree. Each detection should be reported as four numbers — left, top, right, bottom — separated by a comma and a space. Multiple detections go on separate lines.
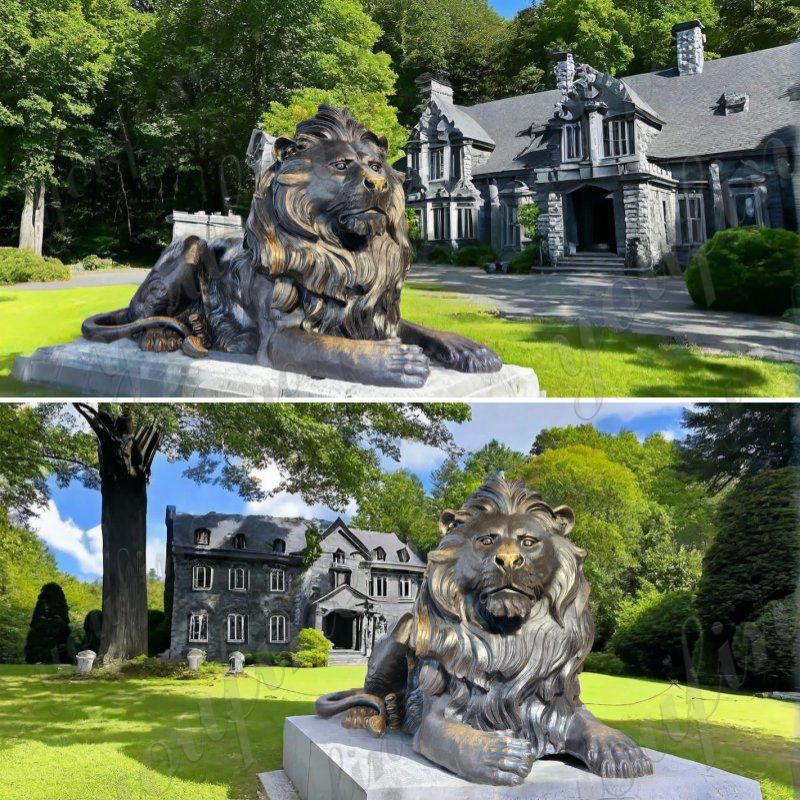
24, 582, 73, 664
710, 0, 800, 57
1, 402, 468, 660
680, 403, 796, 492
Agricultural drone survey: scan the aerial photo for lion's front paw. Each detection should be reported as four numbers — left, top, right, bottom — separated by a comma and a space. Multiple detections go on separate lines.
581, 730, 653, 779
372, 341, 430, 388
470, 730, 535, 786
341, 707, 386, 737
138, 329, 183, 353
426, 333, 502, 374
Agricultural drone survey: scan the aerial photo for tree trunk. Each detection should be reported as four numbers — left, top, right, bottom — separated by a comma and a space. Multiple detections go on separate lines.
74, 405, 162, 663
19, 179, 45, 255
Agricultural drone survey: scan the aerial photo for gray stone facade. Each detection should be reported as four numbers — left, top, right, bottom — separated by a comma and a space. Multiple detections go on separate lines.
404, 28, 798, 270
164, 508, 426, 663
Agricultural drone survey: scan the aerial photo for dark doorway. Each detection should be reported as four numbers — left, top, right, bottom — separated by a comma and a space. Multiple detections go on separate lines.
571, 187, 617, 252
323, 611, 359, 649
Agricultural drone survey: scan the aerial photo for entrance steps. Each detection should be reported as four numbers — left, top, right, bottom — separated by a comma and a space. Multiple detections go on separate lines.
328, 649, 367, 666
555, 253, 647, 275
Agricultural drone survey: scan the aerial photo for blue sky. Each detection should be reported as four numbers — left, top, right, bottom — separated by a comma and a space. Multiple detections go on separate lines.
490, 0, 529, 18
30, 402, 689, 582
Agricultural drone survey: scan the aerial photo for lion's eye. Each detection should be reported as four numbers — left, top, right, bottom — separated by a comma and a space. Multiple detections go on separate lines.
478, 536, 495, 546
370, 162, 381, 172
521, 537, 539, 548
332, 161, 348, 171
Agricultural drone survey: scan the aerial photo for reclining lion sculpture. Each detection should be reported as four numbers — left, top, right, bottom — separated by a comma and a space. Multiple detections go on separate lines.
81, 105, 501, 387
316, 473, 653, 785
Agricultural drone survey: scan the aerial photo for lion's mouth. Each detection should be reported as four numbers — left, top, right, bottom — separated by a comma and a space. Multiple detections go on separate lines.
480, 586, 535, 620
340, 207, 388, 221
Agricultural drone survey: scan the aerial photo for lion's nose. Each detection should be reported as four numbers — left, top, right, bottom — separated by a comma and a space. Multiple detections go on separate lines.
363, 176, 385, 191
495, 553, 524, 570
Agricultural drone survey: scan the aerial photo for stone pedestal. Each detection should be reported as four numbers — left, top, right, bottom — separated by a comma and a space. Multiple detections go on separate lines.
13, 339, 541, 399
257, 716, 763, 800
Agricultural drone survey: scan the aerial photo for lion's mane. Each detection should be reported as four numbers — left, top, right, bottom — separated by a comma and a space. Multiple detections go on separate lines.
406, 474, 594, 759
211, 105, 412, 347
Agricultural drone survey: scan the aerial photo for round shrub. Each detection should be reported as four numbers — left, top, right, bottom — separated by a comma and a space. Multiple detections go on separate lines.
583, 651, 625, 676
452, 245, 497, 266
508, 247, 537, 274
79, 254, 115, 271
0, 248, 70, 284
273, 650, 293, 667
611, 589, 698, 680
291, 627, 331, 668
426, 245, 454, 264
244, 650, 274, 666
685, 227, 799, 315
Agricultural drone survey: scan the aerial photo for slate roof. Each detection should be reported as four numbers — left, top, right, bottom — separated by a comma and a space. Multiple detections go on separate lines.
168, 511, 426, 567
456, 42, 799, 176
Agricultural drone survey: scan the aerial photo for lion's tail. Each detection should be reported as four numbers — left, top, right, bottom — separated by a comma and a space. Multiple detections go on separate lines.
315, 689, 387, 736
81, 309, 208, 358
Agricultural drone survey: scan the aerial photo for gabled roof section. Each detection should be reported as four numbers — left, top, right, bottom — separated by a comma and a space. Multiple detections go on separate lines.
414, 96, 495, 147
310, 582, 371, 607
324, 518, 427, 568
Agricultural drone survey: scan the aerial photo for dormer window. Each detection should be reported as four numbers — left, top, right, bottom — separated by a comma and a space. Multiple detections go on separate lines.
429, 148, 443, 180
373, 547, 386, 561
272, 538, 286, 554
603, 118, 634, 158
333, 549, 346, 565
233, 533, 246, 550
717, 90, 749, 115
397, 548, 410, 563
194, 528, 210, 546
562, 123, 582, 161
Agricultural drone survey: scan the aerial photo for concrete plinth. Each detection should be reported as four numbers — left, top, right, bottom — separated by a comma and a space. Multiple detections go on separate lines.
12, 339, 541, 399
257, 715, 763, 800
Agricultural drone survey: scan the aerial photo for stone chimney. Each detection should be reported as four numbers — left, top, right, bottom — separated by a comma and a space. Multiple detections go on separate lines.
415, 73, 454, 104
553, 52, 575, 99
672, 20, 705, 75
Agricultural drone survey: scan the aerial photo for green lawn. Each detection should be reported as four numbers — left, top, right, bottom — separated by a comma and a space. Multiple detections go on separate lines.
0, 283, 796, 397
0, 665, 794, 800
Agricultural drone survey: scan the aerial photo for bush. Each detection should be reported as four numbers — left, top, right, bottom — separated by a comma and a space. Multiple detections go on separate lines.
79, 254, 116, 271
147, 610, 170, 656
583, 651, 626, 676
291, 627, 331, 668
685, 227, 800, 315
0, 248, 70, 284
611, 589, 698, 680
81, 610, 102, 653
25, 582, 74, 664
733, 591, 797, 690
452, 245, 497, 266
426, 245, 454, 264
507, 247, 537, 274
244, 650, 274, 666
273, 650, 293, 667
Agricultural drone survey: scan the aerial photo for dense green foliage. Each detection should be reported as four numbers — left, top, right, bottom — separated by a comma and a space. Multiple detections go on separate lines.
426, 245, 454, 264
611, 589, 698, 679
686, 228, 800, 316
81, 610, 102, 653
291, 628, 333, 668
583, 650, 626, 675
452, 244, 497, 266
24, 582, 73, 664
0, 248, 69, 284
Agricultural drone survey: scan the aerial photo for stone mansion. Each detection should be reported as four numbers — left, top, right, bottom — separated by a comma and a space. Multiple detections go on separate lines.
164, 507, 426, 662
403, 22, 799, 270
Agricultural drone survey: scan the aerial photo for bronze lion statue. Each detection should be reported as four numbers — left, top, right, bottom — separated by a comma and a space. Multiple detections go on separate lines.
316, 473, 653, 785
81, 105, 501, 387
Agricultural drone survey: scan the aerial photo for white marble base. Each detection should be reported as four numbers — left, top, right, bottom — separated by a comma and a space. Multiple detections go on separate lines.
259, 715, 763, 800
12, 338, 541, 399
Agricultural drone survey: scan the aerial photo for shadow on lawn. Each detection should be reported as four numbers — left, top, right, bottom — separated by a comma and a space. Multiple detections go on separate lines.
0, 673, 311, 797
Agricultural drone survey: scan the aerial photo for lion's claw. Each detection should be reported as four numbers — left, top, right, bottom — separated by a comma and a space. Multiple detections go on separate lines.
583, 732, 653, 778
473, 731, 534, 786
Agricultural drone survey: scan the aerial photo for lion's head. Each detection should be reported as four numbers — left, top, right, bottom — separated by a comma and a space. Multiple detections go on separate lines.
410, 473, 594, 755
244, 106, 411, 340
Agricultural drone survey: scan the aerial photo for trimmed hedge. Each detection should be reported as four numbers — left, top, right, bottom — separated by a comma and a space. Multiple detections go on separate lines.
611, 589, 698, 680
583, 650, 626, 676
0, 248, 70, 284
685, 227, 799, 315
452, 245, 497, 266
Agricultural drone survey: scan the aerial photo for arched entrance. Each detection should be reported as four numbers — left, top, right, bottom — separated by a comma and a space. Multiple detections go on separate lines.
323, 610, 360, 650
569, 186, 617, 253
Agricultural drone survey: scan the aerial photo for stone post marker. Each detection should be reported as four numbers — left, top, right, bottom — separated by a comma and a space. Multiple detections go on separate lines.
186, 648, 205, 672
228, 651, 245, 675
75, 650, 96, 676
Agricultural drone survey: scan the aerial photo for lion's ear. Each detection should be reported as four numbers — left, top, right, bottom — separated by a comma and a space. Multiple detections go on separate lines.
376, 135, 389, 155
553, 505, 575, 537
439, 508, 457, 535
273, 136, 297, 162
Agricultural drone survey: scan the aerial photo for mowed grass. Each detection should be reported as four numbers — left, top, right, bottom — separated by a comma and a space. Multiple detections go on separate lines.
0, 665, 794, 800
0, 282, 796, 397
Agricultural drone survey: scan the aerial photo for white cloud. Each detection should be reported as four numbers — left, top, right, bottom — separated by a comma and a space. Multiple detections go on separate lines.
244, 466, 355, 522
29, 501, 103, 577
659, 429, 677, 442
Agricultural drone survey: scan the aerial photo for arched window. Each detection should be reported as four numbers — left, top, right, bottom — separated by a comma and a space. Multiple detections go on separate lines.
270, 568, 286, 592
226, 613, 247, 643
233, 533, 246, 550
192, 565, 213, 590
333, 549, 346, 565
269, 614, 288, 644
373, 547, 386, 561
397, 548, 410, 563
272, 538, 286, 554
188, 611, 208, 642
229, 567, 248, 591
194, 528, 210, 546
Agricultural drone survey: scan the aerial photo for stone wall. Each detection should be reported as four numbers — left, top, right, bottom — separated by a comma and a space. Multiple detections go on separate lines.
171, 210, 243, 241
546, 192, 565, 262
